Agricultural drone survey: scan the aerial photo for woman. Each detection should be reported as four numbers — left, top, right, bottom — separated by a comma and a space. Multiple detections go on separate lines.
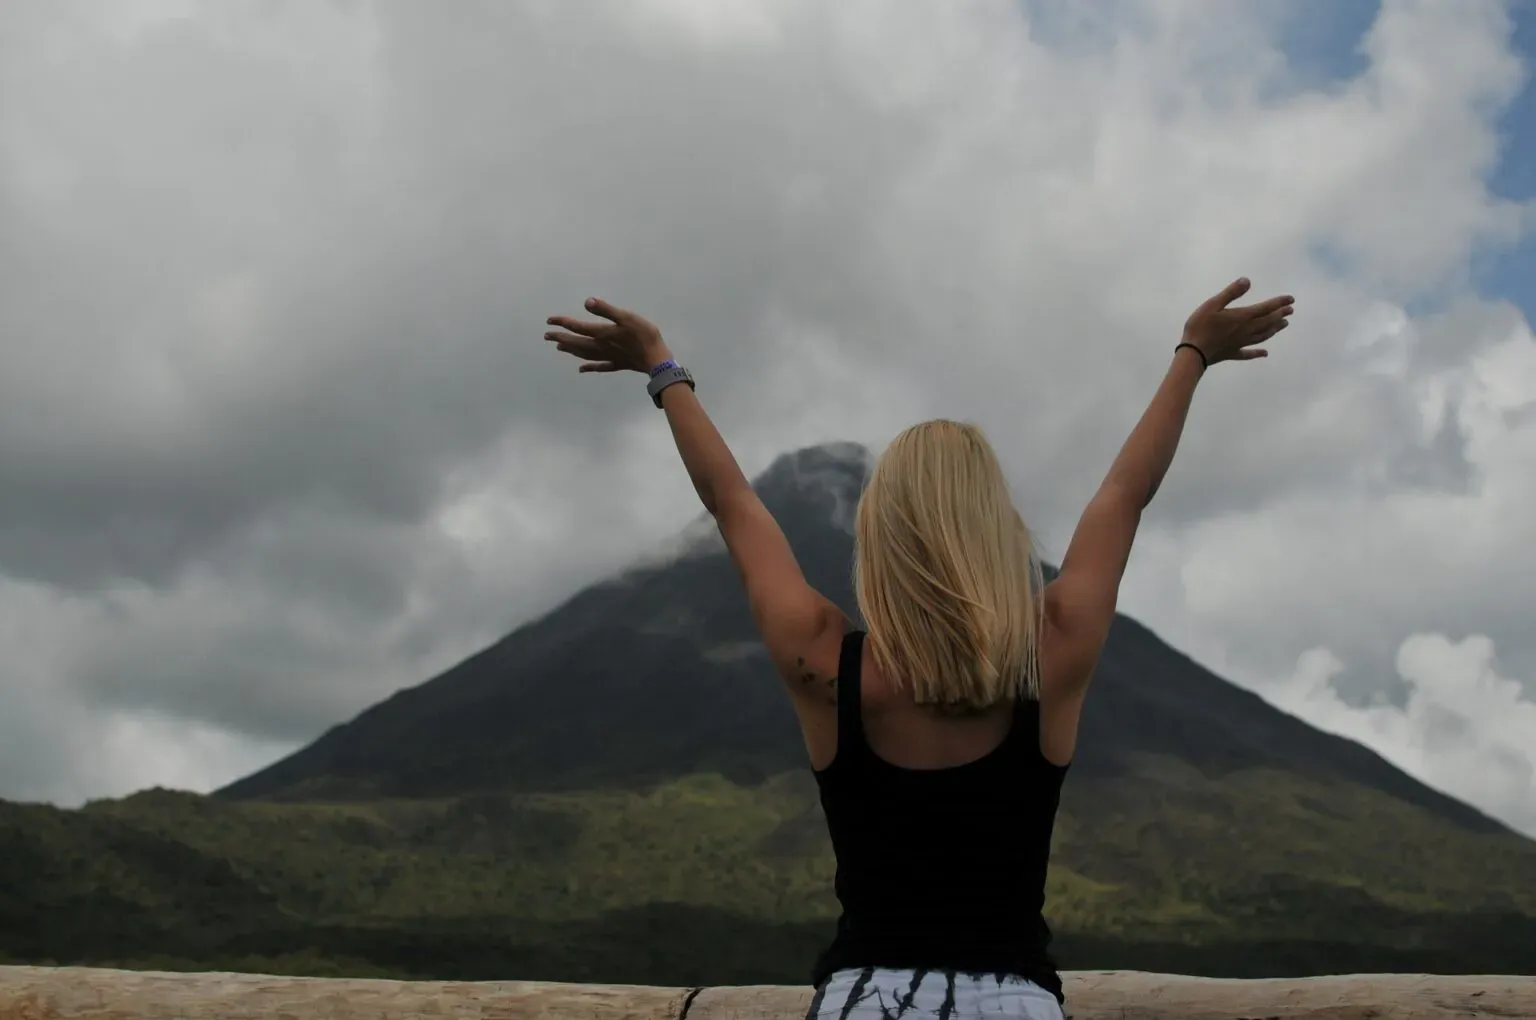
544, 277, 1294, 1019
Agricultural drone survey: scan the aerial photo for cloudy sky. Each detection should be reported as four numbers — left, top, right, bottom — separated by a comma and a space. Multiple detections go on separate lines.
1, 0, 1534, 837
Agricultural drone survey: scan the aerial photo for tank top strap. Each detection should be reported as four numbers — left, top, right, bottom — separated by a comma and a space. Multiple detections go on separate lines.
835, 628, 868, 761
1011, 692, 1043, 753
1012, 692, 1069, 771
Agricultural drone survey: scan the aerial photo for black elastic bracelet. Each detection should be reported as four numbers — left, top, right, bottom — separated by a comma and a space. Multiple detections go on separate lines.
1174, 342, 1208, 370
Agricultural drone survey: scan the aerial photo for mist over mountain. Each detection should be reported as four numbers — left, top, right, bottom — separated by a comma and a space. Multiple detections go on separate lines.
219, 442, 1507, 839
5, 442, 1535, 985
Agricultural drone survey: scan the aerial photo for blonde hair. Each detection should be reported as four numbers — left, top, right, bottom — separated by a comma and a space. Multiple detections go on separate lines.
853, 419, 1044, 711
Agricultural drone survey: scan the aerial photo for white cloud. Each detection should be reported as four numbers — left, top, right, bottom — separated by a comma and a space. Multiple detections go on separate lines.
1162, 310, 1536, 676
1125, 310, 1536, 837
83, 713, 293, 807
1259, 634, 1536, 838
0, 0, 1530, 828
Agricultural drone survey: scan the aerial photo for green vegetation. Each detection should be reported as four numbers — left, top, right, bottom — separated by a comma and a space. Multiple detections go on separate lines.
5, 447, 1534, 984
4, 758, 1535, 985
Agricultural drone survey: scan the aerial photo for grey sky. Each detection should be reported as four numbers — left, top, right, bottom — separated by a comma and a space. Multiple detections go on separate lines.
0, 0, 1533, 834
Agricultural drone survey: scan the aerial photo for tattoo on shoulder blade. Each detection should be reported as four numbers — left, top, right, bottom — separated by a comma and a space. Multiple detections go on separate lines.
795, 656, 837, 705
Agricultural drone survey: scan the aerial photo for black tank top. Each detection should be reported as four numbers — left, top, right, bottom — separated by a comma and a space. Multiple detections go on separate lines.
810, 630, 1070, 1005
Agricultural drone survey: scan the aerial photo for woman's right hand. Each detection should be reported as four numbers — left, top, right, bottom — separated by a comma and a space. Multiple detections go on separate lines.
1182, 277, 1295, 365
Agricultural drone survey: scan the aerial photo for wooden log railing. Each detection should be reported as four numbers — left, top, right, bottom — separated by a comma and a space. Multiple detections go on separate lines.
1, 966, 1533, 1019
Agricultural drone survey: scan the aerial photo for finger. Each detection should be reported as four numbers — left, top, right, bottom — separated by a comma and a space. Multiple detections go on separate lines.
584, 297, 630, 324
1250, 319, 1290, 344
544, 331, 606, 358
545, 314, 605, 337
1240, 294, 1295, 319
1209, 277, 1251, 308
578, 361, 620, 373
1236, 347, 1270, 360
1248, 305, 1294, 332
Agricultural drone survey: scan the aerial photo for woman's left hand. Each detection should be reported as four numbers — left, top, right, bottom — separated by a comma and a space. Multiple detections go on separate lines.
545, 298, 672, 374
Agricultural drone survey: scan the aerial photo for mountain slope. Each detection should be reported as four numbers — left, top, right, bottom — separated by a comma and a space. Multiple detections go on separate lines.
4, 767, 1533, 984
5, 440, 1535, 984
219, 443, 1507, 838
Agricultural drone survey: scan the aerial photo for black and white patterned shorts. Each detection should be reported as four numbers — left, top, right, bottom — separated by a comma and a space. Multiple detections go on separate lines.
808, 967, 1065, 1020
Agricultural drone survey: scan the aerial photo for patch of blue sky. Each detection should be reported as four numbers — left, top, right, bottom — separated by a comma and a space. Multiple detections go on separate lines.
1019, 0, 1533, 321
1272, 0, 1534, 320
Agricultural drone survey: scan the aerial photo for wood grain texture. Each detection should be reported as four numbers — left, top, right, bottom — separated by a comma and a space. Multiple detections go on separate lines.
0, 967, 686, 1020
689, 972, 1536, 1019
2, 967, 1533, 1020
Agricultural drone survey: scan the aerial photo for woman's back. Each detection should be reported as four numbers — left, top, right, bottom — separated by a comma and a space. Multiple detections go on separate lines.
809, 630, 1068, 1015
856, 665, 1016, 771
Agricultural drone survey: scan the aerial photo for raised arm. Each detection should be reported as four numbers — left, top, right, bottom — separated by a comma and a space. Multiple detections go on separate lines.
543, 299, 843, 702
1038, 278, 1294, 762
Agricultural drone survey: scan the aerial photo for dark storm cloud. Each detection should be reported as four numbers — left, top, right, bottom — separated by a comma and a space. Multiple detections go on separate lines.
0, 1, 1529, 825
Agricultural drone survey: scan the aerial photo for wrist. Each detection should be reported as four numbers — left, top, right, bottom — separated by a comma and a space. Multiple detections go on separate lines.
641, 342, 675, 374
1174, 338, 1209, 372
